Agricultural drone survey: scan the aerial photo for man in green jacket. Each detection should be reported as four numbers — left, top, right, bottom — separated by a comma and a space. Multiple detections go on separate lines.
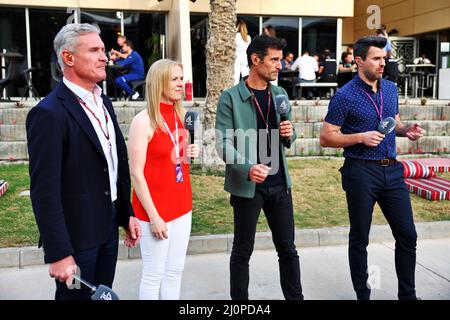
215, 35, 303, 300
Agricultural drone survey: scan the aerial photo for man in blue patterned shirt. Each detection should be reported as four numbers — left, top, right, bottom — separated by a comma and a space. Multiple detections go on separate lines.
320, 36, 425, 300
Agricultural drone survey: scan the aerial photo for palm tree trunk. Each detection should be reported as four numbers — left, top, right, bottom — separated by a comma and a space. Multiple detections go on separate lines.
202, 0, 237, 168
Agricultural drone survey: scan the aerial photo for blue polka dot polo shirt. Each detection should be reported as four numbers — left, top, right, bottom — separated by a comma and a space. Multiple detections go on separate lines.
324, 75, 398, 160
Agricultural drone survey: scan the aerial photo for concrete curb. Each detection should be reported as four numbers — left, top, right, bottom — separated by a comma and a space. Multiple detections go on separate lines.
1, 221, 449, 268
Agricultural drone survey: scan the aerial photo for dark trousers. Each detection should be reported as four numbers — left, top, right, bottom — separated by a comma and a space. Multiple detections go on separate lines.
341, 159, 417, 300
229, 185, 303, 300
114, 73, 143, 95
55, 208, 119, 300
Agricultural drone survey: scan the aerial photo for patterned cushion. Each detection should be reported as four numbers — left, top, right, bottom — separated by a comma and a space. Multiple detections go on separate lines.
401, 160, 436, 179
0, 180, 8, 198
406, 158, 450, 173
404, 177, 450, 201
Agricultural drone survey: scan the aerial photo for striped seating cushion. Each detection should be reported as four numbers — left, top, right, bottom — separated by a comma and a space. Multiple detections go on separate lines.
401, 160, 436, 178
404, 177, 450, 201
407, 158, 450, 173
0, 180, 8, 198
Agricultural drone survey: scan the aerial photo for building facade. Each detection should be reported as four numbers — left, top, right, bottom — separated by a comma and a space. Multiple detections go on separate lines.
0, 0, 354, 98
1, 0, 449, 98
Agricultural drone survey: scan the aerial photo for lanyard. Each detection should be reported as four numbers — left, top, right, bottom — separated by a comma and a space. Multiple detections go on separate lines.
161, 110, 181, 164
245, 80, 272, 134
76, 96, 110, 141
76, 95, 115, 170
363, 86, 384, 122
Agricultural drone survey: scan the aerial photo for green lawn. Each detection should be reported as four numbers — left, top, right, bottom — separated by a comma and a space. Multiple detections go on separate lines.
1, 159, 450, 248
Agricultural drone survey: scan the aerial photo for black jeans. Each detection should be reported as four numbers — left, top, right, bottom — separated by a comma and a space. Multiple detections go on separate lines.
229, 185, 303, 300
341, 159, 417, 300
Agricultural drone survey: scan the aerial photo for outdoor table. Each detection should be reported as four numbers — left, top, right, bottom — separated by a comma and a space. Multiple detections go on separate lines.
105, 64, 127, 98
279, 69, 299, 98
405, 64, 436, 98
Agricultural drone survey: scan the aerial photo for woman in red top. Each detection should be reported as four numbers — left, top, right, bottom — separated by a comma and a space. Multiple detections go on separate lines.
128, 59, 199, 300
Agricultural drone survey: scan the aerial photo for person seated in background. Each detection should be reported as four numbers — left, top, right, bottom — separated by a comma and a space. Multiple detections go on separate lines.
317, 49, 337, 82
414, 53, 431, 65
278, 52, 295, 97
281, 52, 294, 70
109, 35, 128, 62
339, 51, 356, 73
114, 40, 145, 100
337, 51, 357, 88
290, 50, 318, 99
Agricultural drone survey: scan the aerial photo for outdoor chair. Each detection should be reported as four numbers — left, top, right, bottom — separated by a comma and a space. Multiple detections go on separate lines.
21, 67, 41, 101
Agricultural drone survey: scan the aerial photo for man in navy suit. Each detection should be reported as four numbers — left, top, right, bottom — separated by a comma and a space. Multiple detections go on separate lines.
26, 23, 141, 300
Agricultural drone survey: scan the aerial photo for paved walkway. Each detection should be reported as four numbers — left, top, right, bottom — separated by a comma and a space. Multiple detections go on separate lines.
0, 238, 449, 300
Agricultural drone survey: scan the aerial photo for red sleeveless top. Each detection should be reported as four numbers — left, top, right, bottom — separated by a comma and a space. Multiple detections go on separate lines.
132, 102, 192, 222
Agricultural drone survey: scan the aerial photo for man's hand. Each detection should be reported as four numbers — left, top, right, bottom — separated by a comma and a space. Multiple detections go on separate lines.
361, 131, 385, 147
249, 164, 271, 183
406, 123, 425, 141
49, 256, 77, 286
279, 121, 294, 139
124, 216, 141, 247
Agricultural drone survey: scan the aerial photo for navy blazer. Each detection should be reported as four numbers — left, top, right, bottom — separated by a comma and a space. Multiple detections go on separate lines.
26, 82, 134, 264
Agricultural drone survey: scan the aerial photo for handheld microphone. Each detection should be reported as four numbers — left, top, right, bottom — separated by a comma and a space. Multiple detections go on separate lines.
378, 117, 396, 134
184, 111, 200, 145
72, 274, 119, 300
184, 111, 200, 162
274, 94, 291, 122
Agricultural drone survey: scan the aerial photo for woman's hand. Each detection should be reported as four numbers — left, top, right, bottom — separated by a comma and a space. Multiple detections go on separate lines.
150, 216, 168, 240
186, 144, 200, 159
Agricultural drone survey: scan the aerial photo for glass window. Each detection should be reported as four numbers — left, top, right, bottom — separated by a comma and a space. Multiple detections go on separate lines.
123, 12, 165, 70
81, 10, 165, 97
0, 7, 26, 98
190, 14, 208, 97
417, 33, 437, 65
302, 18, 337, 58
263, 16, 299, 58
29, 8, 71, 96
237, 15, 259, 39
80, 10, 121, 57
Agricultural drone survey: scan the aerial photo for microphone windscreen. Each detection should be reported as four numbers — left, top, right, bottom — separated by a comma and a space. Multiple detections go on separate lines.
91, 285, 120, 300
184, 111, 200, 131
274, 94, 290, 115
378, 117, 397, 134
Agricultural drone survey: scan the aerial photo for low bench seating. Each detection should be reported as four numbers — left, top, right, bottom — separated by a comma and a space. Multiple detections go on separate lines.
0, 180, 8, 198
404, 177, 450, 201
400, 159, 450, 201
295, 82, 338, 99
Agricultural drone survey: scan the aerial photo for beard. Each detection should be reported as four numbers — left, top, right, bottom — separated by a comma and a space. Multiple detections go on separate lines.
363, 69, 382, 82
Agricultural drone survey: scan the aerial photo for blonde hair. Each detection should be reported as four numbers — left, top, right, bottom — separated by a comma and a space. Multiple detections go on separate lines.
237, 20, 249, 43
145, 59, 186, 133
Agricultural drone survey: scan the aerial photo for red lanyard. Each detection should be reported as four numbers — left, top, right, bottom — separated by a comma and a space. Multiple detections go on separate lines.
363, 86, 384, 122
76, 96, 110, 141
245, 80, 272, 133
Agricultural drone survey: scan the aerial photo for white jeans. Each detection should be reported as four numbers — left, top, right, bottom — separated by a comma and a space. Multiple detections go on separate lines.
138, 211, 192, 300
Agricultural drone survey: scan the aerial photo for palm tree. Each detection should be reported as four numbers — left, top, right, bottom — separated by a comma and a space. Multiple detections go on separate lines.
202, 0, 237, 167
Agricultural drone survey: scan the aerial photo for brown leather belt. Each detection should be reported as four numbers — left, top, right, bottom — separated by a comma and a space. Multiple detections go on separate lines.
370, 158, 397, 166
